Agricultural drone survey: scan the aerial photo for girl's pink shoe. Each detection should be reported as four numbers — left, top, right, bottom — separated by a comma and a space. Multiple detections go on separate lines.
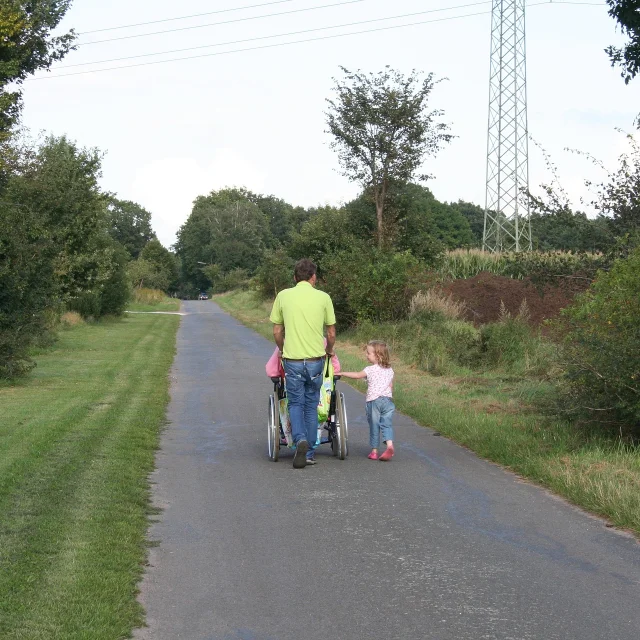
367, 451, 379, 460
379, 446, 394, 461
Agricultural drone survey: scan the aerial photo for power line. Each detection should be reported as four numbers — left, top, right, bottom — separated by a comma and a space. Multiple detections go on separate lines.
60, 1, 493, 69
77, 0, 605, 37
78, 0, 369, 46
78, 0, 296, 35
33, 1, 603, 80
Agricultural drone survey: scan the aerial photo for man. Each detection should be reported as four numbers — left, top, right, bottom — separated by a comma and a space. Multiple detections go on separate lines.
270, 258, 336, 469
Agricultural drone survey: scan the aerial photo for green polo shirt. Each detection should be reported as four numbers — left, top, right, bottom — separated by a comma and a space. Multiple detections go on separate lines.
269, 281, 336, 359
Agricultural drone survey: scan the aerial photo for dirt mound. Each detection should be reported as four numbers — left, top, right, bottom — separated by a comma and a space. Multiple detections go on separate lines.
438, 272, 589, 326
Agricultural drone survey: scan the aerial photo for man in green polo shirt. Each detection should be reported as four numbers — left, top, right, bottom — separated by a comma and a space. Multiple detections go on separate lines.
270, 258, 336, 468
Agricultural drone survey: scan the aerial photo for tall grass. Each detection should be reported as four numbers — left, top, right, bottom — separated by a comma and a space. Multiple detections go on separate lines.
437, 249, 506, 280
437, 249, 606, 282
409, 289, 466, 320
132, 288, 166, 304
127, 289, 180, 313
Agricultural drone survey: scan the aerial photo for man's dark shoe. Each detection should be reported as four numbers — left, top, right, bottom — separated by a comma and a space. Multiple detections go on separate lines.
293, 440, 308, 468
305, 456, 317, 466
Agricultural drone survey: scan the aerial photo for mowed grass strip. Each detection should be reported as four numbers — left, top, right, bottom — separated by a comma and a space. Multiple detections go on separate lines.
0, 313, 179, 639
216, 290, 640, 537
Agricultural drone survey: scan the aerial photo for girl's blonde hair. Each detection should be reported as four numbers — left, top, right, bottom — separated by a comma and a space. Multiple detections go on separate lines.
367, 340, 391, 368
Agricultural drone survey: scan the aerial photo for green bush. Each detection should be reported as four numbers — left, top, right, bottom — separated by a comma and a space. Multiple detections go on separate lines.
557, 246, 640, 432
409, 332, 451, 375
479, 303, 551, 374
322, 248, 426, 325
440, 319, 481, 367
67, 290, 101, 319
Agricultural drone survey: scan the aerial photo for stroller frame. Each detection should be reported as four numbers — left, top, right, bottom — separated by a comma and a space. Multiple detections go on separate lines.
267, 361, 348, 462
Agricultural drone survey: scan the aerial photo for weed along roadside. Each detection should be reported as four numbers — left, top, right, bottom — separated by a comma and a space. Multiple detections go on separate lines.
0, 310, 179, 639
216, 289, 640, 539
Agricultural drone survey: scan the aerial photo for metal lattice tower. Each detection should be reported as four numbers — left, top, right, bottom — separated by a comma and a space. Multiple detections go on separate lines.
483, 0, 532, 252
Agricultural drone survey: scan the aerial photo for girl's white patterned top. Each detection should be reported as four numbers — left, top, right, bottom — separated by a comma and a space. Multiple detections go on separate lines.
364, 364, 394, 402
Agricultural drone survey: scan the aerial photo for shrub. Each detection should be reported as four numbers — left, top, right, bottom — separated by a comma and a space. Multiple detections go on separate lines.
439, 319, 481, 366
322, 248, 426, 325
480, 301, 550, 373
66, 290, 101, 319
410, 332, 450, 375
557, 246, 640, 432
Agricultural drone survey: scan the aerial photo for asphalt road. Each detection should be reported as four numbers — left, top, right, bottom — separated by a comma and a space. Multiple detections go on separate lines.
134, 300, 640, 640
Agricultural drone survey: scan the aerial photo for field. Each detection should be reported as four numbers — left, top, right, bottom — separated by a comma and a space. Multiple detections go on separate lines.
0, 313, 179, 639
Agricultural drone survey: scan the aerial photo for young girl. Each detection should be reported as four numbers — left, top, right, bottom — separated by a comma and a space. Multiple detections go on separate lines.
340, 340, 395, 461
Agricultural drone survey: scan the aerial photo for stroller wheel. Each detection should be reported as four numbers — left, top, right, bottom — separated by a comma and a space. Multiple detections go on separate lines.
334, 392, 347, 460
267, 395, 279, 461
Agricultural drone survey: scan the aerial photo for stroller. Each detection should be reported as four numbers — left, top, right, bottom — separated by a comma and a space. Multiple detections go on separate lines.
267, 356, 348, 461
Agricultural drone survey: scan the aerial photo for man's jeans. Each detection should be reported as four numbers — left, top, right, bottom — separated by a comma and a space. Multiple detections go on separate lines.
365, 396, 395, 449
283, 358, 324, 450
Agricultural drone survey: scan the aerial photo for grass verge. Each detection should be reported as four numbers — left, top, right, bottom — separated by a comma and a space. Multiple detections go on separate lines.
126, 297, 180, 313
0, 313, 179, 639
217, 290, 640, 538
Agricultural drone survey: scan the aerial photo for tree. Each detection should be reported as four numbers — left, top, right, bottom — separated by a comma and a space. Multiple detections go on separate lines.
449, 201, 485, 246
9, 136, 109, 301
287, 206, 363, 273
343, 184, 474, 261
326, 66, 453, 248
247, 193, 309, 246
591, 132, 640, 240
175, 188, 273, 291
605, 0, 640, 84
0, 2, 75, 146
107, 198, 155, 259
0, 199, 58, 377
128, 258, 169, 292
139, 239, 179, 292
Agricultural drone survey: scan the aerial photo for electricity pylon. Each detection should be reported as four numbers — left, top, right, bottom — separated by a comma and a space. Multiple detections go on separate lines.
483, 0, 532, 252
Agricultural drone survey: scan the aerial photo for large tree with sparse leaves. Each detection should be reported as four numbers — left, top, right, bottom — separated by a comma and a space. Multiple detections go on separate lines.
0, 1, 75, 149
325, 66, 453, 248
606, 0, 640, 84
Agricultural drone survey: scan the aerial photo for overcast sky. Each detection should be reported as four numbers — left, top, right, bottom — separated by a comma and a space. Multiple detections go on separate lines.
21, 0, 640, 248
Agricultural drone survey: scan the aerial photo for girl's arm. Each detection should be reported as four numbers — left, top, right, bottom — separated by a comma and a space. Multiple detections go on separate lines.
340, 370, 367, 379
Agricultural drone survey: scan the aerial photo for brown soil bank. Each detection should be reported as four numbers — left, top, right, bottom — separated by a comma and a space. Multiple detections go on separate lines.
439, 272, 590, 326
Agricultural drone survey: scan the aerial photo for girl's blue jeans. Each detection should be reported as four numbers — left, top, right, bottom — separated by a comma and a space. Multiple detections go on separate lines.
365, 396, 395, 449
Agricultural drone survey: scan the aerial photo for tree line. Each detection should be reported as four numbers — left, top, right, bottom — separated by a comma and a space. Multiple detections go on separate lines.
2, 1, 639, 383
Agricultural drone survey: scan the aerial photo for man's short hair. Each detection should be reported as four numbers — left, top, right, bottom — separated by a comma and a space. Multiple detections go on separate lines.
294, 258, 317, 282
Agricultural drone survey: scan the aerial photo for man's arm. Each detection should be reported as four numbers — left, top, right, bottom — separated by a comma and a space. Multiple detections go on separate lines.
325, 324, 336, 355
273, 324, 285, 353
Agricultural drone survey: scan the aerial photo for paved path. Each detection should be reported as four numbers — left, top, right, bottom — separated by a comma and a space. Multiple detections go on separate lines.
134, 300, 640, 640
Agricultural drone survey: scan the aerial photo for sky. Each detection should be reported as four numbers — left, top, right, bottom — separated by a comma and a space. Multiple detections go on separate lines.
21, 0, 640, 248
